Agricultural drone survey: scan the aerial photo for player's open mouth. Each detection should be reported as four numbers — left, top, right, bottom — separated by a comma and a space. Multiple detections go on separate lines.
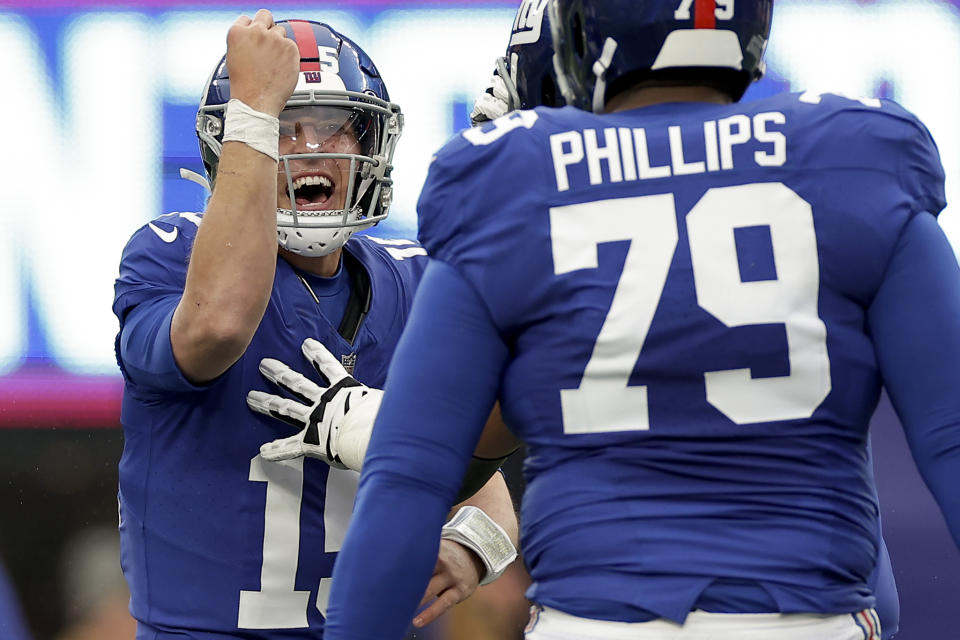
288, 173, 337, 210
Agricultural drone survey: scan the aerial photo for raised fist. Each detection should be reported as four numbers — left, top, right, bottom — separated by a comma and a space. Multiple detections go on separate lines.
226, 9, 300, 117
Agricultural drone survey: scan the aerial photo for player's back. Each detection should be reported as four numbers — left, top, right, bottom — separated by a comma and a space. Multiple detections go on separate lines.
417, 92, 945, 623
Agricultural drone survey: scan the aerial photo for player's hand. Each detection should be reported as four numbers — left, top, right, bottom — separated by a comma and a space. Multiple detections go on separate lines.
469, 57, 517, 125
226, 9, 300, 117
246, 338, 383, 470
412, 539, 484, 628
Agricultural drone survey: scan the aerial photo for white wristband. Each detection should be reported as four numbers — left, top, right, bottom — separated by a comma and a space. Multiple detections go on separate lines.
222, 98, 280, 162
441, 506, 517, 586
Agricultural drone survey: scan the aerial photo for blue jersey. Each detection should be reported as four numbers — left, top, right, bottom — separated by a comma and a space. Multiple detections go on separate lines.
322, 89, 960, 640
112, 212, 426, 638
415, 94, 945, 621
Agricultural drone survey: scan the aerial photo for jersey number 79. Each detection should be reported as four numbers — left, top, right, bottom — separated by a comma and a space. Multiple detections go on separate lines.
551, 181, 831, 434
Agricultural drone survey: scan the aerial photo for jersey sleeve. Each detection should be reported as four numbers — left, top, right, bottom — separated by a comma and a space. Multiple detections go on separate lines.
879, 100, 947, 217
415, 112, 552, 328
868, 211, 960, 548
112, 217, 206, 393
113, 220, 192, 320
797, 95, 946, 222
847, 100, 946, 216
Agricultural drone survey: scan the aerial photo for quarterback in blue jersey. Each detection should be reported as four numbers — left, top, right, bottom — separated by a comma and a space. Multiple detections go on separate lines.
319, 1, 960, 639
112, 11, 516, 639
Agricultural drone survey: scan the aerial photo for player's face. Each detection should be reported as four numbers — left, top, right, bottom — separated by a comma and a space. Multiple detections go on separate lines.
277, 106, 363, 212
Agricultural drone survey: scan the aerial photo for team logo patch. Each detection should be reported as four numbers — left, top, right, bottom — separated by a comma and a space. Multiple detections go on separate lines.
341, 352, 357, 375
303, 71, 324, 83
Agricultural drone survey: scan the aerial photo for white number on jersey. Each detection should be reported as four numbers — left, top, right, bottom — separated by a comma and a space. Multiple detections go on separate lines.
798, 91, 882, 109
463, 110, 539, 147
365, 236, 428, 260
238, 457, 360, 628
551, 194, 678, 433
551, 182, 831, 434
238, 456, 310, 629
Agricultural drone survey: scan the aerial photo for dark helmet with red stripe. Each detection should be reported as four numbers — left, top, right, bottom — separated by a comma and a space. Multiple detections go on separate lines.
549, 0, 773, 112
501, 0, 563, 112
196, 19, 403, 256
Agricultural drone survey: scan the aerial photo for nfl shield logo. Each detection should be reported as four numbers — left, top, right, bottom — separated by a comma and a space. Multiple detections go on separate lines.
341, 353, 357, 375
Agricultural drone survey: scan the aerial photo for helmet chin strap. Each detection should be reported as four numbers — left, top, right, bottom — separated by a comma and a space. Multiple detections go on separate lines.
495, 56, 521, 112
592, 37, 619, 113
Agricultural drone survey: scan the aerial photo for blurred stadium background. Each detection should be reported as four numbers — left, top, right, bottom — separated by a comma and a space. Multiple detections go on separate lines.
0, 0, 957, 638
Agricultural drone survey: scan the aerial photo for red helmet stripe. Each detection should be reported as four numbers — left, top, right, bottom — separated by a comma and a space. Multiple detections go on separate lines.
695, 0, 717, 29
289, 20, 322, 71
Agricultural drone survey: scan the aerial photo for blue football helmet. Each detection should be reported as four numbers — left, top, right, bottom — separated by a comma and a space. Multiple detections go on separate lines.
504, 0, 562, 111
549, 0, 773, 112
196, 20, 403, 256
470, 0, 560, 125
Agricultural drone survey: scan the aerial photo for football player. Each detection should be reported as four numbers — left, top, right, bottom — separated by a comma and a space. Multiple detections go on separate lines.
317, 1, 960, 638
472, 3, 899, 638
112, 11, 516, 639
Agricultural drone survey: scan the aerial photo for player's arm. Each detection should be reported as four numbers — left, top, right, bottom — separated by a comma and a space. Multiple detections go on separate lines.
412, 471, 518, 628
323, 258, 510, 640
170, 10, 299, 384
868, 211, 960, 548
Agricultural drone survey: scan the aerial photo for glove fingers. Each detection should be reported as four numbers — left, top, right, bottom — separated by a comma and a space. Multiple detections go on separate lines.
259, 358, 325, 402
302, 338, 348, 384
246, 390, 312, 426
260, 434, 306, 462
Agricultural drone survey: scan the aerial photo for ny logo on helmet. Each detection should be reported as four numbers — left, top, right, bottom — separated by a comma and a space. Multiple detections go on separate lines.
511, 0, 549, 45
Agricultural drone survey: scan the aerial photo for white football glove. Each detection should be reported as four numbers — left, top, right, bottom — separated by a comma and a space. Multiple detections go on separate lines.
469, 56, 519, 125
246, 338, 382, 471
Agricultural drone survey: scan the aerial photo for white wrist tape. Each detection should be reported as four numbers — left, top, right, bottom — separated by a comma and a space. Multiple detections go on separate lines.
222, 98, 279, 162
441, 506, 517, 585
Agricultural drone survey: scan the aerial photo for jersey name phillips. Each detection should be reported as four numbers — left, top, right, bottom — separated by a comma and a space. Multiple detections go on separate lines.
550, 111, 787, 192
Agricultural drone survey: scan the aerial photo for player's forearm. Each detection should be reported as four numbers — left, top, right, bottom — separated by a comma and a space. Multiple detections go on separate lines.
171, 13, 298, 384
173, 141, 279, 382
